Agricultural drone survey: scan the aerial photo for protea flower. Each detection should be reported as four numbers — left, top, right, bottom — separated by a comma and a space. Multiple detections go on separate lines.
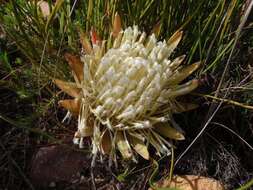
54, 13, 199, 161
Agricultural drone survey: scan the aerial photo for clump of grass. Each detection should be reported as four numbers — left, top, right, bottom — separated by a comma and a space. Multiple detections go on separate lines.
0, 0, 244, 76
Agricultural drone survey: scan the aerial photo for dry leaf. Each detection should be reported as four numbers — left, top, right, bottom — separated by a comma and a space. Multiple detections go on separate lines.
169, 55, 186, 72
79, 124, 93, 137
79, 31, 93, 54
154, 123, 185, 140
167, 62, 200, 85
167, 30, 183, 56
112, 12, 122, 38
100, 130, 112, 154
58, 99, 80, 115
53, 79, 80, 98
151, 21, 161, 37
149, 175, 225, 190
65, 53, 84, 82
168, 80, 199, 98
116, 132, 132, 159
130, 136, 149, 160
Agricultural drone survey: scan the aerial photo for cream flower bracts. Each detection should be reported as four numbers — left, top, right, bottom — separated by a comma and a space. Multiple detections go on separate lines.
54, 14, 199, 161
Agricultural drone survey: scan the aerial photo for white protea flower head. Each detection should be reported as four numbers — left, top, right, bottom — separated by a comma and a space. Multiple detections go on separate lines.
54, 13, 200, 161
